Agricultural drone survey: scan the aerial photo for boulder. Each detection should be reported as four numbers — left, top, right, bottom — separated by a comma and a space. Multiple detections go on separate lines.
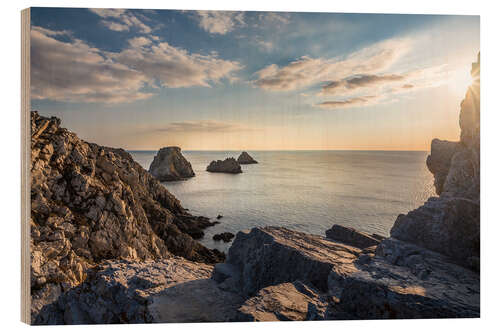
213, 232, 235, 242
325, 224, 380, 249
426, 139, 461, 195
206, 158, 242, 174
237, 281, 327, 321
237, 151, 258, 164
327, 237, 480, 319
226, 227, 361, 295
390, 197, 479, 270
221, 226, 479, 320
148, 146, 195, 181
34, 258, 244, 324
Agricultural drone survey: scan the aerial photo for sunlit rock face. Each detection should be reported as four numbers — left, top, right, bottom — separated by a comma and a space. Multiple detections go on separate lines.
391, 54, 480, 271
30, 112, 223, 322
148, 146, 195, 181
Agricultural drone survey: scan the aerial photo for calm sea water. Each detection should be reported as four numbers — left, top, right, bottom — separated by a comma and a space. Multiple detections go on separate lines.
130, 150, 435, 252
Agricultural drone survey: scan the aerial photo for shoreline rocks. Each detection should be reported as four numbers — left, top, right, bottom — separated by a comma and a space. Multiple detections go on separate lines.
148, 146, 195, 181
237, 152, 258, 164
30, 111, 223, 322
220, 226, 479, 320
213, 232, 235, 242
325, 224, 381, 249
34, 258, 244, 324
206, 158, 242, 174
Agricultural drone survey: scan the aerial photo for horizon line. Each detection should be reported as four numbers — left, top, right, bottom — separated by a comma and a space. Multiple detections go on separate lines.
126, 149, 430, 152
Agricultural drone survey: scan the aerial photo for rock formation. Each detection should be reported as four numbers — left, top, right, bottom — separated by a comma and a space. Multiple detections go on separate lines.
237, 152, 258, 164
216, 226, 479, 320
213, 232, 235, 242
34, 257, 244, 324
325, 224, 381, 248
206, 158, 242, 174
390, 54, 480, 271
148, 146, 195, 181
30, 111, 223, 322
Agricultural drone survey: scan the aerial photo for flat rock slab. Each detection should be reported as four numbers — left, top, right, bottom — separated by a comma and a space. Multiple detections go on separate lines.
227, 226, 361, 295
237, 281, 327, 321
35, 258, 243, 324
328, 238, 480, 319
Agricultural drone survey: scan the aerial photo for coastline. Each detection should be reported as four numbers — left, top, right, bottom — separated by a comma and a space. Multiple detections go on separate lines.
28, 56, 480, 324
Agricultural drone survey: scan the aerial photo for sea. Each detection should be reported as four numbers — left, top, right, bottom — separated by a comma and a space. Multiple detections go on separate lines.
129, 150, 435, 252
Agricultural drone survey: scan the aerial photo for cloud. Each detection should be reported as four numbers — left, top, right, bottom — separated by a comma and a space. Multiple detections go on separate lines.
155, 120, 250, 133
253, 38, 411, 91
195, 11, 245, 35
102, 21, 129, 32
128, 36, 152, 48
31, 26, 243, 103
89, 8, 152, 33
256, 40, 274, 52
31, 27, 152, 104
320, 74, 406, 95
314, 65, 454, 110
109, 39, 243, 88
316, 96, 381, 109
258, 12, 291, 25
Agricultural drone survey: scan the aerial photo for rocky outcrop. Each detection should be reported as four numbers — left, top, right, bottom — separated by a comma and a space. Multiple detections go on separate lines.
30, 111, 223, 322
390, 55, 480, 271
219, 227, 479, 320
327, 237, 479, 319
213, 232, 235, 242
237, 281, 327, 321
206, 158, 242, 174
237, 152, 258, 164
34, 257, 244, 324
148, 146, 195, 181
325, 224, 381, 249
224, 227, 361, 296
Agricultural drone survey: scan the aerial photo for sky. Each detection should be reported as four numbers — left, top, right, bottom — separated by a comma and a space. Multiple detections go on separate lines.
30, 8, 479, 151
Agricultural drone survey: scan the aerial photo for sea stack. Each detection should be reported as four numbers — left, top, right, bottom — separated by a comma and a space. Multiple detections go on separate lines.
237, 151, 258, 164
149, 146, 195, 181
206, 158, 242, 174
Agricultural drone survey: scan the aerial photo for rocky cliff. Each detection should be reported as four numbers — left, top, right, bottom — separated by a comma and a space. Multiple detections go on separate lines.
148, 146, 195, 181
391, 54, 480, 271
30, 112, 223, 322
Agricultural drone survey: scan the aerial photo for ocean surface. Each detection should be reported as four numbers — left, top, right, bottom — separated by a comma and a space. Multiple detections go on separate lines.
130, 150, 435, 252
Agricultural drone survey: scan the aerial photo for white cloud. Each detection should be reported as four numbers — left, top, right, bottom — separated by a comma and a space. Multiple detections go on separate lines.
31, 26, 243, 104
258, 12, 291, 25
195, 11, 245, 35
128, 36, 152, 48
253, 38, 411, 91
102, 21, 129, 32
89, 8, 152, 33
109, 39, 243, 88
89, 8, 126, 18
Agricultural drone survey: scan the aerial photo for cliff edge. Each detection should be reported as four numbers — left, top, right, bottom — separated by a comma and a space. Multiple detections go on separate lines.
30, 112, 223, 321
391, 54, 480, 271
